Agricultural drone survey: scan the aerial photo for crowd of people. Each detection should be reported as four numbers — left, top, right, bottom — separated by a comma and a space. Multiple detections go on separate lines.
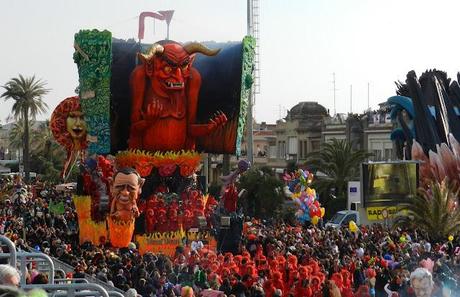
0, 176, 460, 297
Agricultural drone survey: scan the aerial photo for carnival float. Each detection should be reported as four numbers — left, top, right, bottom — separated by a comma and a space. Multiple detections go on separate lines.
50, 14, 256, 254
387, 70, 460, 189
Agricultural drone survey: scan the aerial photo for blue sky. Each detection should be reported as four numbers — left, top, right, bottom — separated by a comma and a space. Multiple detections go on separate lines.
1, 0, 460, 124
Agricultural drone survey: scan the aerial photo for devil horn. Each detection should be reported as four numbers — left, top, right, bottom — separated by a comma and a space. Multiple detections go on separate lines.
183, 42, 220, 56
139, 43, 165, 60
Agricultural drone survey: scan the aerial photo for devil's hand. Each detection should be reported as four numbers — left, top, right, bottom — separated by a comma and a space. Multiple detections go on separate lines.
209, 111, 228, 131
143, 100, 163, 121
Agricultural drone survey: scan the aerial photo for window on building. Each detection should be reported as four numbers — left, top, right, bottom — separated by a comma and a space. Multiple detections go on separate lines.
269, 146, 277, 158
384, 148, 392, 160
278, 141, 286, 159
288, 137, 298, 155
372, 149, 382, 161
311, 140, 321, 152
303, 140, 308, 158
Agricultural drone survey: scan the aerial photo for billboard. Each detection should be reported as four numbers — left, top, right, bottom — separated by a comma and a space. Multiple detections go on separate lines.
362, 161, 419, 207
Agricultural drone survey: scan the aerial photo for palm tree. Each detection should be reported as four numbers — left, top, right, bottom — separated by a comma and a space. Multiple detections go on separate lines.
1, 75, 49, 183
305, 139, 372, 216
393, 181, 460, 242
238, 166, 285, 219
8, 119, 35, 160
31, 120, 59, 159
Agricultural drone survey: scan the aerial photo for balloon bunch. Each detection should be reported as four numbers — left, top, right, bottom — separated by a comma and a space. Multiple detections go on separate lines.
284, 169, 325, 225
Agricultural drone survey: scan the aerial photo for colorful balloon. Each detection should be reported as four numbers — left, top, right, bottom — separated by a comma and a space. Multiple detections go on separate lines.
287, 167, 326, 225
311, 216, 319, 225
349, 220, 358, 233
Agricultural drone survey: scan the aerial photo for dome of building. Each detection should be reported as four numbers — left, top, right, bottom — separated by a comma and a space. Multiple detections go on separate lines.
287, 101, 328, 120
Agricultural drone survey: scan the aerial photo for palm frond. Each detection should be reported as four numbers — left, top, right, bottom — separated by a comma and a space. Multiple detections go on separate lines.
393, 181, 460, 241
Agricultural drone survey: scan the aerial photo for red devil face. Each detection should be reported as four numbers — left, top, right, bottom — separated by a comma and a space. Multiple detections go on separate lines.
159, 164, 177, 177
147, 195, 157, 209
146, 209, 156, 223
152, 44, 194, 97
168, 208, 178, 222
158, 209, 167, 224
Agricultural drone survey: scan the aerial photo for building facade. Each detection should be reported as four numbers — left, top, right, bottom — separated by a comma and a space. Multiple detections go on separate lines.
206, 101, 395, 185
274, 101, 328, 162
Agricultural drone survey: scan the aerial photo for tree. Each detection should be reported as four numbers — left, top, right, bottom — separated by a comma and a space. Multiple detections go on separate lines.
305, 139, 372, 217
1, 75, 49, 183
393, 181, 460, 242
8, 120, 34, 155
286, 159, 298, 174
238, 166, 285, 219
29, 120, 68, 182
31, 120, 61, 160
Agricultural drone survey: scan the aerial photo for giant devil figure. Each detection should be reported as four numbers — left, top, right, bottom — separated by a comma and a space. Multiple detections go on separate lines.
128, 41, 228, 151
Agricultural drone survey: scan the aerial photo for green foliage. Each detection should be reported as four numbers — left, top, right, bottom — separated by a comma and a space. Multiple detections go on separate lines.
1, 75, 49, 119
29, 153, 61, 183
1, 75, 49, 183
208, 182, 222, 199
286, 160, 298, 174
238, 166, 284, 219
322, 197, 347, 219
31, 120, 62, 160
4, 163, 19, 172
305, 139, 372, 218
29, 120, 67, 183
8, 120, 34, 150
393, 181, 460, 242
280, 203, 297, 225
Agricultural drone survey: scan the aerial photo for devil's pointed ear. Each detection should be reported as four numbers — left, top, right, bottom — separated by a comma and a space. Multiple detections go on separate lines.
189, 54, 196, 66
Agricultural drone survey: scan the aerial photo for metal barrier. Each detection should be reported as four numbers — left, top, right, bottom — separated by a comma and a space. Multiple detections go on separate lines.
24, 283, 110, 297
54, 278, 89, 284
17, 252, 55, 286
0, 236, 124, 297
51, 255, 125, 294
0, 235, 17, 266
107, 291, 125, 297
54, 268, 66, 279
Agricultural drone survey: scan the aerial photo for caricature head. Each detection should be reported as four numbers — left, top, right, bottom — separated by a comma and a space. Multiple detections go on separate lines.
66, 110, 86, 141
111, 168, 145, 205
50, 96, 87, 151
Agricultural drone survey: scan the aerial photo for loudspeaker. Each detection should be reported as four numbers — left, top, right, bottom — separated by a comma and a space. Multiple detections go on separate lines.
350, 202, 360, 211
220, 216, 231, 229
217, 216, 243, 254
